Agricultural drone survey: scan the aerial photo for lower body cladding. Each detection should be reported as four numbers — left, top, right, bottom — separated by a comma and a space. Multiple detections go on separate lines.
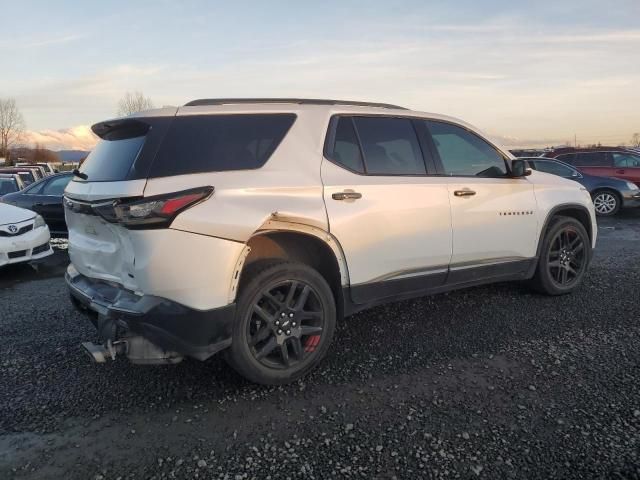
66, 266, 236, 364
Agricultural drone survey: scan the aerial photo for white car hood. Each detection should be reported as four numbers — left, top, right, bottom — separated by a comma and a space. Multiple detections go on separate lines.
0, 203, 35, 225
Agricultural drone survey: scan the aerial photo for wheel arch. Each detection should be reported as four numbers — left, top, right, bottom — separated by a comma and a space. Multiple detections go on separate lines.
230, 221, 350, 320
535, 203, 594, 259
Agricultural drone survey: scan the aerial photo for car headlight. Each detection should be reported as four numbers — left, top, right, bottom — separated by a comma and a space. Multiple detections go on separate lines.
34, 214, 46, 229
626, 181, 639, 191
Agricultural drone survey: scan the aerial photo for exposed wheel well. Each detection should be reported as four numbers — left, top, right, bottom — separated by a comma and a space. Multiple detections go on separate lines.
241, 231, 344, 320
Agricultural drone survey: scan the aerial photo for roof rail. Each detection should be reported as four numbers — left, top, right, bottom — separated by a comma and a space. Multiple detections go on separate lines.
183, 98, 407, 109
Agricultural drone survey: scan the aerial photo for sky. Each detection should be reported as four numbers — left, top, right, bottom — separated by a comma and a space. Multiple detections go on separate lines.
1, 0, 639, 151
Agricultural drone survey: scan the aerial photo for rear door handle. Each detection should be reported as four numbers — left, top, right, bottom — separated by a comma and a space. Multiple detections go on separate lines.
33, 202, 44, 207
453, 189, 476, 197
332, 190, 362, 201
616, 169, 625, 174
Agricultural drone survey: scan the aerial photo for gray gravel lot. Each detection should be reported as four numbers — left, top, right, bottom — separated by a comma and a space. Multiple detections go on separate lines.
1, 213, 640, 480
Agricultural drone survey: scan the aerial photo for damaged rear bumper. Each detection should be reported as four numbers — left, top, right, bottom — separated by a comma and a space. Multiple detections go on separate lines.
66, 265, 235, 363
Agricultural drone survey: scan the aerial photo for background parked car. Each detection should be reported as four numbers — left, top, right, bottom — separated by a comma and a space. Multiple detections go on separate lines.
16, 162, 56, 175
524, 157, 640, 216
0, 168, 38, 186
0, 172, 73, 237
543, 147, 640, 187
0, 174, 26, 196
0, 203, 53, 267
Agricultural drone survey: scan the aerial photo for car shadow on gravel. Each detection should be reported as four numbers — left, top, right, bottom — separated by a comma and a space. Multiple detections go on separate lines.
0, 247, 68, 289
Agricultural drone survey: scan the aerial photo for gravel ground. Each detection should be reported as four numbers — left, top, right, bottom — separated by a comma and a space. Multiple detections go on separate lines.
1, 213, 639, 480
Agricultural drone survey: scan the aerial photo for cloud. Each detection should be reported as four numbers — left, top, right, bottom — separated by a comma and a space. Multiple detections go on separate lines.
22, 126, 97, 151
0, 33, 86, 50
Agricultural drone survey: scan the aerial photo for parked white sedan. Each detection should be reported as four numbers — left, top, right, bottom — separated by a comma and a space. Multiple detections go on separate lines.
0, 203, 53, 267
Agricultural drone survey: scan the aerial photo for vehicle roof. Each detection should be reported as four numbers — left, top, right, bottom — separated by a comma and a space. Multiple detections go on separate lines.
549, 146, 633, 154
96, 98, 512, 158
121, 100, 491, 140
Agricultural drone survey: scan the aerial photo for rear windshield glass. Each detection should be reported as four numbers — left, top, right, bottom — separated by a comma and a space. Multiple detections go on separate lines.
78, 136, 146, 182
0, 178, 18, 195
149, 114, 296, 177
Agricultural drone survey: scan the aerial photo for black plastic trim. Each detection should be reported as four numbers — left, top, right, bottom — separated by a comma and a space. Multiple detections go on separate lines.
67, 271, 235, 360
344, 258, 536, 314
534, 203, 594, 258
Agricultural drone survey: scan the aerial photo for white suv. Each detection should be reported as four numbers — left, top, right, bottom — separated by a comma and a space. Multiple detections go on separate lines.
65, 99, 596, 384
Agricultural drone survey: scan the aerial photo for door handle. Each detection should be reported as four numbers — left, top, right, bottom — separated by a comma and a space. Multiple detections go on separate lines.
332, 190, 362, 201
453, 189, 476, 197
33, 202, 44, 207
616, 169, 625, 174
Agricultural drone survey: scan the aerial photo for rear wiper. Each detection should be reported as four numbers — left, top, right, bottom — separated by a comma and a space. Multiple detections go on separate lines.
73, 169, 88, 180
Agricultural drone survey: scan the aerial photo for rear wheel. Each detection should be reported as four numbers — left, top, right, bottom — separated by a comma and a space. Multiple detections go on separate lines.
530, 216, 591, 295
592, 190, 620, 216
228, 261, 336, 385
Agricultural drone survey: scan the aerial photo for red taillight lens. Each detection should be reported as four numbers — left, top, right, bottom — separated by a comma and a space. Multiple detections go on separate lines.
159, 193, 208, 215
93, 186, 213, 229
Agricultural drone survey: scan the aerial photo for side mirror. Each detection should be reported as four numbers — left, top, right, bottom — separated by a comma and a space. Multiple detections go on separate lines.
571, 171, 581, 178
510, 159, 532, 177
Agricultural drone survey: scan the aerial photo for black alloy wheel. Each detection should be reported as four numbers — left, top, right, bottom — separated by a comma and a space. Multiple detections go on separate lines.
228, 261, 336, 384
547, 226, 587, 287
248, 279, 325, 369
529, 216, 592, 295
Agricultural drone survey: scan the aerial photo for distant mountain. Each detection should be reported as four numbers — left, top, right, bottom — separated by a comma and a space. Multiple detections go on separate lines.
56, 150, 90, 163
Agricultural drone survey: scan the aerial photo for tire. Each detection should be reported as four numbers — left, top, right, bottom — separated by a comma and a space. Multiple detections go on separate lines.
227, 260, 336, 385
529, 216, 592, 295
592, 189, 620, 216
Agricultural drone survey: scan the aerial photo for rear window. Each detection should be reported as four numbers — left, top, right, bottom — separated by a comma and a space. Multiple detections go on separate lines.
574, 152, 610, 167
555, 153, 575, 164
0, 178, 18, 195
149, 114, 296, 177
78, 136, 146, 182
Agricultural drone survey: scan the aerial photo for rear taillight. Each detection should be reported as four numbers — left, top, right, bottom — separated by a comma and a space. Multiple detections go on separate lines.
92, 186, 213, 229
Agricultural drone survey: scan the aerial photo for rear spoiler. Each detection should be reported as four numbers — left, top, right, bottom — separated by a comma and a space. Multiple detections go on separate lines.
91, 118, 150, 140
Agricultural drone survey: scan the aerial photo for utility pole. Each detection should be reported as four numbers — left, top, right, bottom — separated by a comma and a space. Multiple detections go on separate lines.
574, 134, 577, 147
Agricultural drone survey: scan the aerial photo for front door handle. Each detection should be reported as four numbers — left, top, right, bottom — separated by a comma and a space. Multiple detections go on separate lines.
332, 190, 362, 201
616, 169, 625, 174
453, 189, 476, 197
33, 202, 44, 207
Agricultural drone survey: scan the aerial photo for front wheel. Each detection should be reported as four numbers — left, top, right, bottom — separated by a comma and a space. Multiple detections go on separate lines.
227, 261, 336, 385
529, 216, 592, 295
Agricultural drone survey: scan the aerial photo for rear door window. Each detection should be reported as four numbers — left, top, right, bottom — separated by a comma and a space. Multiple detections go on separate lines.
352, 117, 426, 175
574, 152, 610, 167
555, 153, 576, 164
150, 114, 296, 177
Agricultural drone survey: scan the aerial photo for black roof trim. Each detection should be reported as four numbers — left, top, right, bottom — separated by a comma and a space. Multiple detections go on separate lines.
183, 98, 407, 110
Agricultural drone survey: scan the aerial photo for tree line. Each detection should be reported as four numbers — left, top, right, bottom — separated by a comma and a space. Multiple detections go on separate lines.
1, 93, 639, 166
1, 91, 154, 165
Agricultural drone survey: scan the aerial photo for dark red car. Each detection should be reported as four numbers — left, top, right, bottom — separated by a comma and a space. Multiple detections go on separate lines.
543, 147, 640, 187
